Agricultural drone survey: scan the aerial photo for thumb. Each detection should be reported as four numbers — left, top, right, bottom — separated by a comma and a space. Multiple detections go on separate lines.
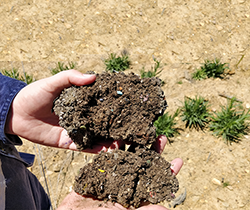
44, 70, 96, 95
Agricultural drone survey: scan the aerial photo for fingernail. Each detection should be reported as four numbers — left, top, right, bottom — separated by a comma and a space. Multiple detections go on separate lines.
69, 142, 77, 150
82, 74, 95, 78
170, 163, 176, 175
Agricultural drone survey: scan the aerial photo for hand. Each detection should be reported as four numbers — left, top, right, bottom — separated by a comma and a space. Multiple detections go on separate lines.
5, 70, 122, 153
57, 135, 183, 210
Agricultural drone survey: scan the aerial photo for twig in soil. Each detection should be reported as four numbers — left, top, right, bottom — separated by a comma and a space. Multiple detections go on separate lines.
184, 70, 193, 83
11, 62, 15, 78
236, 54, 245, 68
206, 152, 211, 163
21, 61, 27, 84
39, 146, 55, 210
34, 144, 54, 210
218, 93, 242, 103
161, 8, 166, 15
9, 6, 14, 14
172, 188, 187, 208
87, 0, 92, 7
55, 151, 74, 207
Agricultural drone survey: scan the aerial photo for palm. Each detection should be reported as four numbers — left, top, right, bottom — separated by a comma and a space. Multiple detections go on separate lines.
14, 83, 66, 143
58, 192, 171, 210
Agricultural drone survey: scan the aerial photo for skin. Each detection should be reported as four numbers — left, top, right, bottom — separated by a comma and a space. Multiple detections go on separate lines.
5, 70, 183, 210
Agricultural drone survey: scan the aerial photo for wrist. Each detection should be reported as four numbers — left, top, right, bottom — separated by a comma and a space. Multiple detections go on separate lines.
5, 103, 14, 135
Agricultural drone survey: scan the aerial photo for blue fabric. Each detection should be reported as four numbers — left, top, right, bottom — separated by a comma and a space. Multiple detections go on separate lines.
0, 73, 26, 146
0, 73, 51, 209
19, 152, 35, 166
0, 73, 35, 166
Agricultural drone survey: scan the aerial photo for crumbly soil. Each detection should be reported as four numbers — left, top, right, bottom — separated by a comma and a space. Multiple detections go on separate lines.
53, 71, 173, 207
53, 72, 167, 150
74, 147, 178, 207
3, 0, 250, 209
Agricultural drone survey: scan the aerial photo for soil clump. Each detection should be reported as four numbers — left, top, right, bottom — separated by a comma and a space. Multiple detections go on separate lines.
53, 72, 167, 150
74, 147, 179, 207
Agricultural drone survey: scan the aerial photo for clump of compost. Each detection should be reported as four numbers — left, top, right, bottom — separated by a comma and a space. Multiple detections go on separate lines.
74, 147, 179, 208
53, 72, 179, 207
53, 72, 167, 150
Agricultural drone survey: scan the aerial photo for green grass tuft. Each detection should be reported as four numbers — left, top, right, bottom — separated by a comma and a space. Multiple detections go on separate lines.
51, 62, 76, 75
192, 58, 230, 80
191, 69, 207, 80
140, 58, 165, 85
104, 51, 130, 73
181, 96, 211, 130
154, 109, 180, 138
1, 68, 34, 84
209, 98, 250, 143
140, 58, 163, 78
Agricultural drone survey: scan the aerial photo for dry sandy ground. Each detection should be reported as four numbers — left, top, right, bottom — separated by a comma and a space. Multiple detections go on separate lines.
1, 0, 250, 209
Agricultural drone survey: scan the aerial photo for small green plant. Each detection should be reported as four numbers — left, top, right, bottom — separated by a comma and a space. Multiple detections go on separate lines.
22, 72, 34, 84
1, 68, 34, 84
222, 181, 230, 188
140, 58, 163, 79
177, 81, 183, 84
181, 96, 211, 130
192, 58, 229, 80
210, 98, 250, 143
1, 68, 19, 79
140, 58, 165, 85
191, 69, 207, 80
154, 109, 180, 138
51, 62, 76, 75
104, 51, 130, 73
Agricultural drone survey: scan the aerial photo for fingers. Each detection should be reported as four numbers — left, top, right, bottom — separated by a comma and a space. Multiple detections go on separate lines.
58, 128, 126, 153
151, 135, 183, 176
151, 135, 168, 154
60, 139, 108, 154
170, 158, 183, 176
81, 145, 107, 154
83, 140, 125, 154
109, 140, 126, 150
44, 70, 96, 95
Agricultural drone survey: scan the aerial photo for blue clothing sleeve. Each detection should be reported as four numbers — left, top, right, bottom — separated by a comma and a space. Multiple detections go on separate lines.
0, 74, 51, 209
0, 73, 35, 166
0, 73, 26, 145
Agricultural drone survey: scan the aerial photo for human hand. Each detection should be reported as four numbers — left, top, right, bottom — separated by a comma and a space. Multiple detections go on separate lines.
5, 70, 123, 153
57, 135, 183, 210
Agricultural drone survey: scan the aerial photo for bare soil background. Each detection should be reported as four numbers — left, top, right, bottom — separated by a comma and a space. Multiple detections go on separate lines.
1, 0, 250, 209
